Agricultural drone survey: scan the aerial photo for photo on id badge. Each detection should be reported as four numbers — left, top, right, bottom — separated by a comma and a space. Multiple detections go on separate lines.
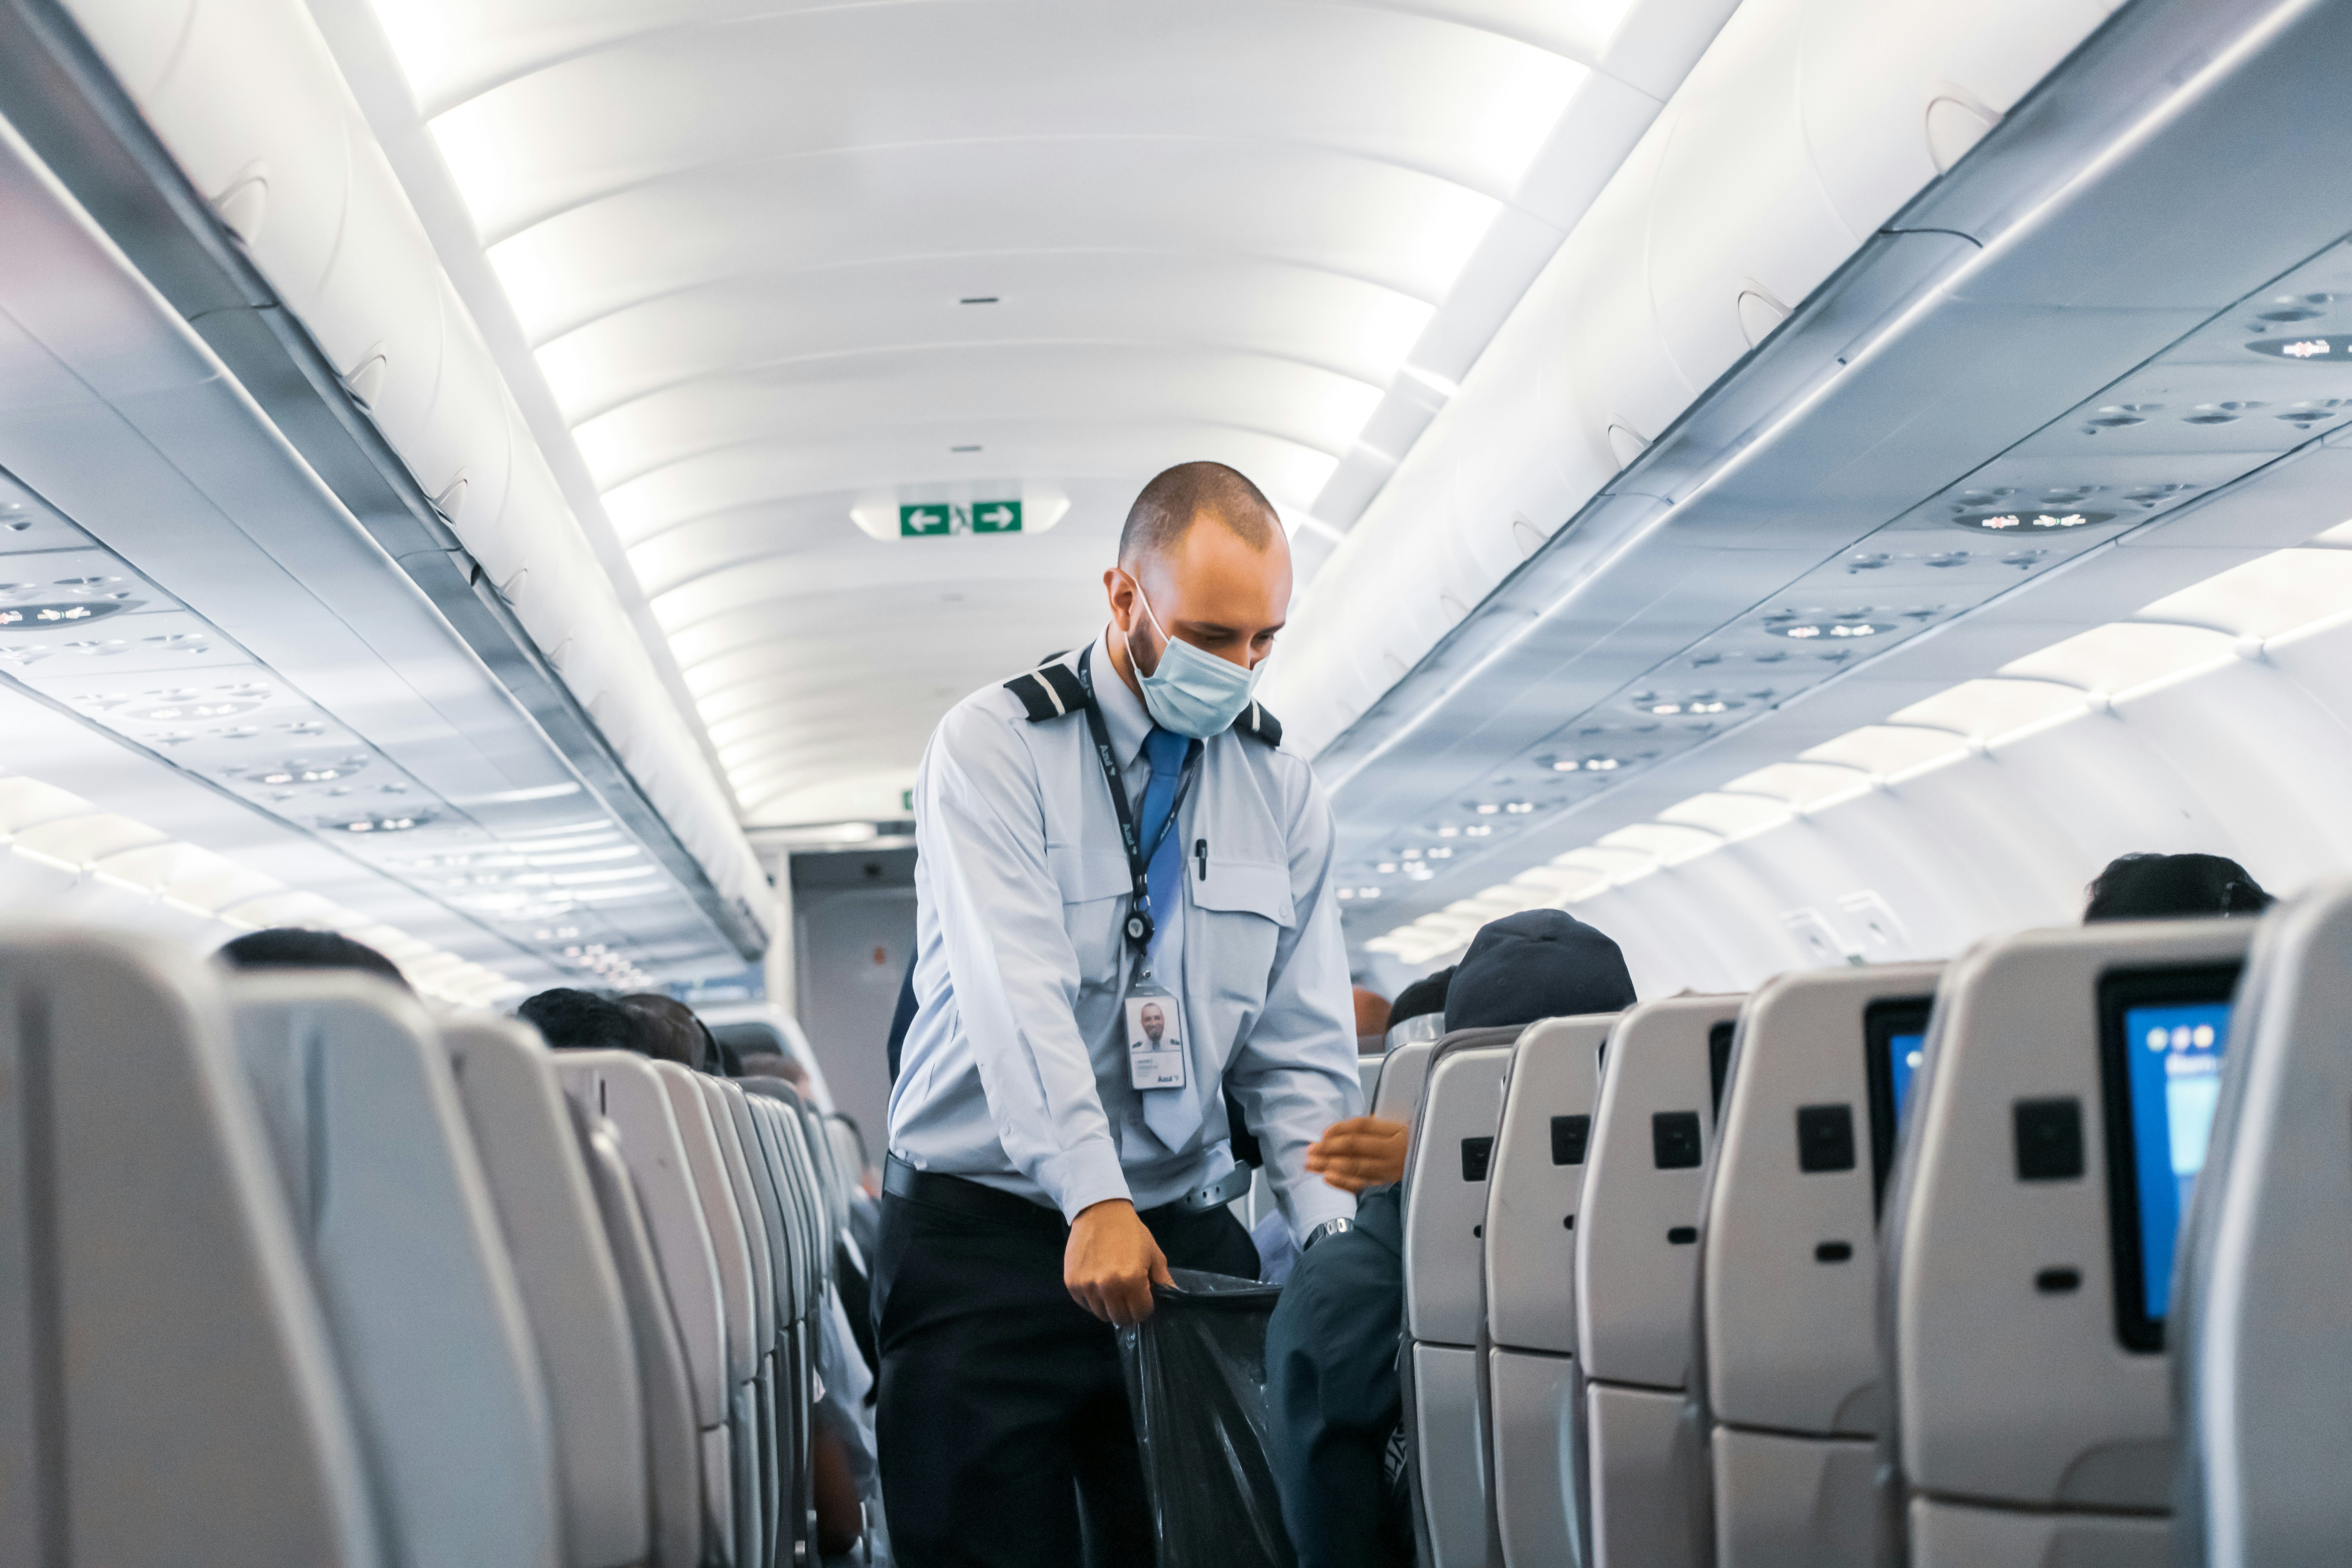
1126, 991, 1188, 1091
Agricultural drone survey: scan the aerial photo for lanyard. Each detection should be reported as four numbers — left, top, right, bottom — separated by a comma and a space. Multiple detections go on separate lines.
1075, 644, 1198, 956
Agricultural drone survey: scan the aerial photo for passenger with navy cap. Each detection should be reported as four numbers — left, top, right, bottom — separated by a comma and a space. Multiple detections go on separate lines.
1265, 907, 1637, 1568
876, 460, 1363, 1567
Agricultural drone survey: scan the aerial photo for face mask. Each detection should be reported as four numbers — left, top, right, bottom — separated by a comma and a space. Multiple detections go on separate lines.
1128, 583, 1263, 739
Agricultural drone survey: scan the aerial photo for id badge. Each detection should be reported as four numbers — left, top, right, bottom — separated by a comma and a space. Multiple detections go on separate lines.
1124, 983, 1188, 1091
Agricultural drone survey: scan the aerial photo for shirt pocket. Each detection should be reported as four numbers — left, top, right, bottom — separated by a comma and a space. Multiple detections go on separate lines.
1046, 845, 1132, 993
1191, 856, 1292, 1016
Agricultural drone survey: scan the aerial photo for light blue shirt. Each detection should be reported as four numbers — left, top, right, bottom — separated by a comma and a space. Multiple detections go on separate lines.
890, 630, 1363, 1240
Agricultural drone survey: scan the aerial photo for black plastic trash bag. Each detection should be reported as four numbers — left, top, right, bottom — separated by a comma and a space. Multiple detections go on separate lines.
1118, 1268, 1297, 1568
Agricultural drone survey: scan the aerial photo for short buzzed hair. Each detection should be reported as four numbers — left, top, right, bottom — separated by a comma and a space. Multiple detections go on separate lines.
1118, 461, 1280, 564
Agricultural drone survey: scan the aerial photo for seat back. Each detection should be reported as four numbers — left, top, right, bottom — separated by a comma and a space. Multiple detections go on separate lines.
1483, 1013, 1617, 1568
1372, 1037, 1437, 1122
1575, 993, 1742, 1568
1706, 963, 1943, 1432
1357, 1052, 1383, 1107
553, 1051, 733, 1566
1699, 963, 1941, 1568
571, 1099, 702, 1568
1402, 1026, 1520, 1568
2176, 883, 2352, 1564
1887, 918, 2251, 1560
1486, 1014, 1620, 1354
441, 1019, 648, 1568
0, 929, 379, 1568
1578, 994, 1743, 1392
654, 1065, 761, 1565
826, 1114, 869, 1194
1404, 1028, 1523, 1346
228, 973, 559, 1568
696, 1076, 779, 1568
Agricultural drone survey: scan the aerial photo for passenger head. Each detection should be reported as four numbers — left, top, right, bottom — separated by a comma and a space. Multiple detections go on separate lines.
217, 927, 408, 989
617, 993, 711, 1072
2084, 853, 2273, 924
740, 1051, 812, 1093
1444, 909, 1636, 1032
1352, 986, 1391, 1042
1387, 966, 1454, 1031
1107, 461, 1291, 687
517, 987, 633, 1051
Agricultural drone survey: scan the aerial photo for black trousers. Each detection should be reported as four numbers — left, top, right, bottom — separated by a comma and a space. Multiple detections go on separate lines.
872, 1181, 1259, 1568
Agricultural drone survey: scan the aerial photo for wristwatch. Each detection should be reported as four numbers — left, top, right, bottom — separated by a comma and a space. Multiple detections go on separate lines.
1301, 1216, 1357, 1252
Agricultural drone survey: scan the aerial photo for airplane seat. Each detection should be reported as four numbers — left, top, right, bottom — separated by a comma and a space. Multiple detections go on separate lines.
1574, 993, 1743, 1568
1371, 1036, 1438, 1122
226, 971, 561, 1568
1483, 1013, 1619, 1568
742, 1082, 829, 1553
441, 1018, 651, 1568
1884, 919, 2252, 1565
655, 1063, 767, 1567
1358, 1051, 1383, 1108
825, 1115, 868, 1201
697, 1077, 782, 1568
2174, 881, 2352, 1564
1697, 963, 1943, 1568
733, 1093, 815, 1567
554, 1052, 736, 1568
1401, 1025, 1522, 1568
571, 1096, 705, 1568
0, 929, 380, 1568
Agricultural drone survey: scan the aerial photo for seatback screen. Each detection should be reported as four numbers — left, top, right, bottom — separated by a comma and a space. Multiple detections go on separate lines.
1863, 997, 1934, 1214
2097, 964, 2241, 1352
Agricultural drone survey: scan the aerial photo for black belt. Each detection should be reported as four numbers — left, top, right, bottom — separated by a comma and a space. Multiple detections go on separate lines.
884, 1154, 1252, 1229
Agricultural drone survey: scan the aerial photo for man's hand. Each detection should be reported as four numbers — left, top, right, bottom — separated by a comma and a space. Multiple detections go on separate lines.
1065, 1199, 1173, 1326
1306, 1116, 1410, 1192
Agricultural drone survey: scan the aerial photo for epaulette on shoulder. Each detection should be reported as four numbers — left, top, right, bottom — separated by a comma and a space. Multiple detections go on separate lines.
1237, 699, 1283, 748
1002, 661, 1088, 721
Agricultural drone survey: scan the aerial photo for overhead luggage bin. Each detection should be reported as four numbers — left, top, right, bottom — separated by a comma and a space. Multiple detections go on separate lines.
2176, 881, 2352, 1565
0, 929, 380, 1568
1401, 1025, 1521, 1568
555, 1052, 735, 1567
1482, 1013, 1619, 1568
572, 1098, 704, 1568
1575, 993, 1744, 1568
440, 1018, 649, 1568
1699, 962, 1943, 1568
227, 973, 560, 1568
1886, 918, 2252, 1565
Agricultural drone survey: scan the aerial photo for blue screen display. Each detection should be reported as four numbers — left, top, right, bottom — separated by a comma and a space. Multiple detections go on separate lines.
1887, 1033, 1925, 1127
2121, 1000, 2231, 1320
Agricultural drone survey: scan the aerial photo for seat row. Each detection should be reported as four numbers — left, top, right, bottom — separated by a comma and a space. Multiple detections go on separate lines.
1374, 879, 2352, 1568
0, 927, 862, 1568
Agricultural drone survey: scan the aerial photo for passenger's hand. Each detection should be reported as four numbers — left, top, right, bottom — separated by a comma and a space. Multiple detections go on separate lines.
1065, 1199, 1173, 1326
1306, 1116, 1410, 1192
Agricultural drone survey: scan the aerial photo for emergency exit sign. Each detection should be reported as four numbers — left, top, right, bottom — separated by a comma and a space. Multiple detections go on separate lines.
897, 501, 1023, 536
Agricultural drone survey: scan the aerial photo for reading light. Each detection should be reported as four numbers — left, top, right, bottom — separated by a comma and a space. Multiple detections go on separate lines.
2249, 334, 2352, 360
1950, 509, 2112, 532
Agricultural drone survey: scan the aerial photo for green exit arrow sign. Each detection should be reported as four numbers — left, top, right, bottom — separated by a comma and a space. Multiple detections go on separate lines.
971, 500, 1023, 534
899, 503, 954, 536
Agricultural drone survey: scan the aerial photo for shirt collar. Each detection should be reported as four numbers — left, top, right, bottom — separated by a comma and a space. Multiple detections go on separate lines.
1087, 626, 1154, 766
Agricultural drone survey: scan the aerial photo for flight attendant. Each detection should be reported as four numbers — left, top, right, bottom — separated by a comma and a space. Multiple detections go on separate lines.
877, 461, 1363, 1566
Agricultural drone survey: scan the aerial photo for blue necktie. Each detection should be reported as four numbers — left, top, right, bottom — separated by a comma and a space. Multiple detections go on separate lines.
1136, 728, 1199, 1147
1138, 729, 1189, 955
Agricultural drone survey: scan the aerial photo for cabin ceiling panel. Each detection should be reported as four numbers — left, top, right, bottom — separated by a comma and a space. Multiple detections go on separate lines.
337, 0, 1728, 817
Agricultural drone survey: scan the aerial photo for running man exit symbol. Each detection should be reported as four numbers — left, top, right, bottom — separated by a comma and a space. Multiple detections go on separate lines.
972, 501, 1023, 534
899, 503, 954, 536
